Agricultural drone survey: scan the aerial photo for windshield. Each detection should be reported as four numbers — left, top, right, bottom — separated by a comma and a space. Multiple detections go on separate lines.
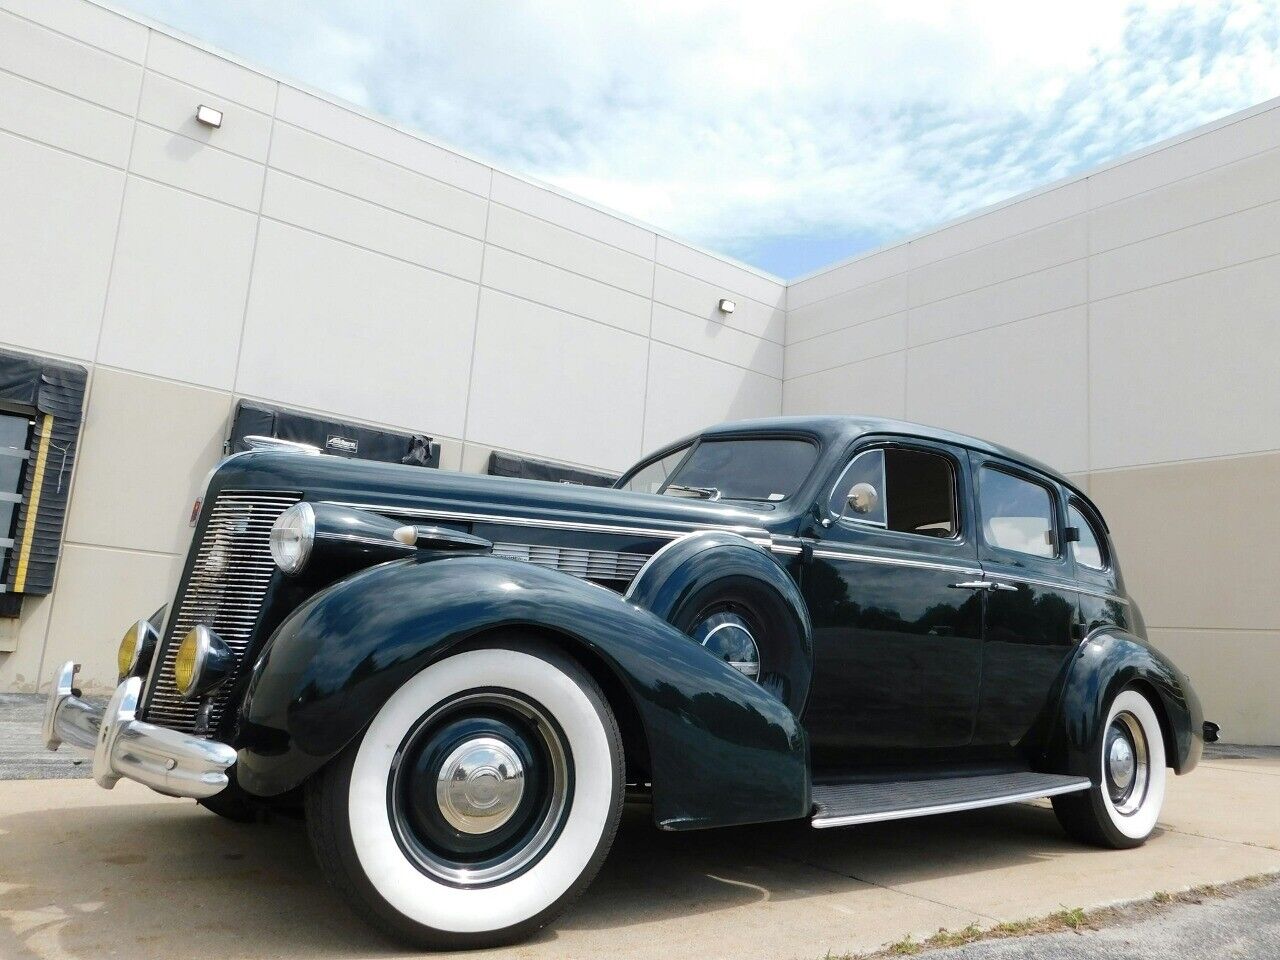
619, 437, 818, 502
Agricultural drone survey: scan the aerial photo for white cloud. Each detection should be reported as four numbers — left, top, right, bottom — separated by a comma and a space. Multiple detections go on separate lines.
119, 0, 1280, 275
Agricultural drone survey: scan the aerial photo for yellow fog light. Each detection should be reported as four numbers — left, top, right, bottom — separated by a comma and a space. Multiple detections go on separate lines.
116, 619, 159, 679
174, 624, 234, 700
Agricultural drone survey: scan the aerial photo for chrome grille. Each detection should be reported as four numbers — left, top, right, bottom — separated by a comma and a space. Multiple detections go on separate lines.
143, 490, 300, 733
492, 541, 648, 583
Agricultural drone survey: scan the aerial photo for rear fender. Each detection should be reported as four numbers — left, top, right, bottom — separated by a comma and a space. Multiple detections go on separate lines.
234, 554, 810, 829
1048, 628, 1204, 777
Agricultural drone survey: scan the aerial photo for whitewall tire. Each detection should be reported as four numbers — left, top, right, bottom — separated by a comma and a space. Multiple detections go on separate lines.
1053, 687, 1166, 849
306, 639, 624, 949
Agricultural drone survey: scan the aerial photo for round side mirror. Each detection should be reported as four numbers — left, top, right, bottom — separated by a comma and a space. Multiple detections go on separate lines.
846, 482, 879, 515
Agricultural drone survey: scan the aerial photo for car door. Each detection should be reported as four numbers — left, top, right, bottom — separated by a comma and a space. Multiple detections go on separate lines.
802, 438, 984, 770
969, 454, 1081, 750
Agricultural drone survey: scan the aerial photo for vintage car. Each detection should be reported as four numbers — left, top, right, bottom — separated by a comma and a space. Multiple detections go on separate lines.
43, 416, 1213, 948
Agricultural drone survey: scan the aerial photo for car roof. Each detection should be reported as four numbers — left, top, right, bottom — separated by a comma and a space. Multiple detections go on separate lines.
666, 415, 1081, 495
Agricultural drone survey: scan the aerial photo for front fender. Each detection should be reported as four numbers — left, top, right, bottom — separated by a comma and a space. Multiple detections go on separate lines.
1048, 628, 1203, 778
234, 554, 810, 829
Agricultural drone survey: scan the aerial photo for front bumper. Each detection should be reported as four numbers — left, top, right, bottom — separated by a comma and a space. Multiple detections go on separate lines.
42, 661, 236, 799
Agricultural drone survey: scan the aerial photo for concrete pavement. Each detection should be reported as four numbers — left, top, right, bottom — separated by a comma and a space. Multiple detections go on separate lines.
0, 750, 1277, 960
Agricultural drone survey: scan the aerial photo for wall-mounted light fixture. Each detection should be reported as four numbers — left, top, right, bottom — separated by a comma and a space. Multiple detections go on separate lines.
717, 298, 736, 315
195, 104, 223, 129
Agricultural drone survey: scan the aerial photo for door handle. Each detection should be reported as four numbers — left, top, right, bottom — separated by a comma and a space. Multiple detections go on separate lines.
988, 581, 1019, 592
950, 580, 994, 591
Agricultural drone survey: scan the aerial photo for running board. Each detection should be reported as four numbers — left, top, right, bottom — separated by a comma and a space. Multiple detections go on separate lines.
811, 771, 1090, 828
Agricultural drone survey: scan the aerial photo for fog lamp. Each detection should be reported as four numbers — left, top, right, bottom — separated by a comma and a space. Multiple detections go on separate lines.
174, 624, 234, 699
270, 502, 315, 574
116, 619, 159, 679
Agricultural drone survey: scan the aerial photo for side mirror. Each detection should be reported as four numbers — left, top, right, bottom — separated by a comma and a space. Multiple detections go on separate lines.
845, 482, 879, 516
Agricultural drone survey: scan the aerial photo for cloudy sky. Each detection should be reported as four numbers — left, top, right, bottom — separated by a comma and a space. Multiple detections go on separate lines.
116, 1, 1280, 278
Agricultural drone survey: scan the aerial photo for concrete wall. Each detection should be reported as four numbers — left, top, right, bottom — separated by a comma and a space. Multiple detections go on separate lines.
0, 0, 784, 692
783, 97, 1280, 744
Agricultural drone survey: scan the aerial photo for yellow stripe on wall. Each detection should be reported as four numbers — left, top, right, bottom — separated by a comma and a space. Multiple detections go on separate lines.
13, 412, 54, 593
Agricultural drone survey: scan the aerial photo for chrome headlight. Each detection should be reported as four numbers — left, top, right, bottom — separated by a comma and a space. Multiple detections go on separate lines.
269, 502, 315, 574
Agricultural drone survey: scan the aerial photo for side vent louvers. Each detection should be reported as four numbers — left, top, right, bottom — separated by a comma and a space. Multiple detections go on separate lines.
492, 542, 648, 583
142, 490, 300, 734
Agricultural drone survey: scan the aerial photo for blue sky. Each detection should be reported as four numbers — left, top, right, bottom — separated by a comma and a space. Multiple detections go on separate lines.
116, 1, 1280, 278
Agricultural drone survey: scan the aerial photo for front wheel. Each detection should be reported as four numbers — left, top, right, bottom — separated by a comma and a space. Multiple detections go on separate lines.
306, 640, 624, 949
1052, 687, 1167, 848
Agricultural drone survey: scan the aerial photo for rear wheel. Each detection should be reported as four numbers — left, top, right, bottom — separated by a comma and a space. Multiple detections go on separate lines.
306, 640, 624, 949
1052, 687, 1166, 848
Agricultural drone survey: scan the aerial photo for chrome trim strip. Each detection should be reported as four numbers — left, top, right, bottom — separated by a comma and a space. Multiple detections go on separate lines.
316, 531, 415, 550
811, 778, 1091, 828
988, 573, 1129, 605
322, 500, 773, 545
809, 547, 983, 577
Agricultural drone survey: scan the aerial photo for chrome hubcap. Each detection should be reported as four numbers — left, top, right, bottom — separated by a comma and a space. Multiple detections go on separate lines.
436, 737, 525, 835
1104, 711, 1149, 816
692, 611, 761, 680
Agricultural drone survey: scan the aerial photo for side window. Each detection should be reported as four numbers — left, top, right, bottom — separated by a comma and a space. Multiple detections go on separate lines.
978, 467, 1057, 558
620, 445, 689, 494
830, 447, 957, 538
1068, 502, 1107, 570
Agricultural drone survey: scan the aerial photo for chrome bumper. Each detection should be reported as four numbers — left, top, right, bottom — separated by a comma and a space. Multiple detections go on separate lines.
42, 661, 236, 799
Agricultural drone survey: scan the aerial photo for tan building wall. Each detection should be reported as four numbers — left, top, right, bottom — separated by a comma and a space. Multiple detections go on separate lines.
784, 97, 1280, 744
0, 0, 784, 694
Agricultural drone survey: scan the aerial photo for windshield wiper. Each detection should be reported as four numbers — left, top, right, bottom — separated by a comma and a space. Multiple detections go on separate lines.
665, 484, 721, 500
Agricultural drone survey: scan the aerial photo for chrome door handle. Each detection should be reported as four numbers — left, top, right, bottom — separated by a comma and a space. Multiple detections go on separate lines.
988, 581, 1019, 592
950, 580, 993, 591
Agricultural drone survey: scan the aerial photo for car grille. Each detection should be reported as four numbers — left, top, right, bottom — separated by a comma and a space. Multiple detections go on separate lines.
143, 490, 300, 734
492, 541, 648, 584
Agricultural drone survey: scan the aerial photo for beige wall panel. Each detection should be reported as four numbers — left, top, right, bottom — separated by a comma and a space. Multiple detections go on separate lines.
0, 131, 122, 360
97, 178, 257, 388
642, 343, 782, 453
1148, 628, 1280, 746
0, 593, 53, 692
490, 172, 654, 258
40, 544, 183, 694
1088, 452, 1280, 632
1089, 255, 1280, 470
1090, 197, 1280, 302
653, 265, 785, 343
487, 204, 654, 297
654, 238, 784, 309
0, 70, 133, 167
787, 245, 911, 311
268, 123, 489, 239
650, 304, 783, 378
785, 312, 906, 381
273, 86, 491, 197
906, 260, 1086, 348
1089, 103, 1280, 208
127, 122, 265, 211
908, 180, 1088, 268
137, 71, 273, 164
786, 273, 908, 345
0, 0, 148, 63
65, 368, 231, 555
466, 289, 648, 471
909, 216, 1087, 308
237, 220, 478, 438
482, 247, 651, 337
781, 351, 906, 420
1090, 147, 1280, 255
0, 8, 141, 113
262, 170, 483, 281
145, 32, 276, 113
906, 306, 1088, 474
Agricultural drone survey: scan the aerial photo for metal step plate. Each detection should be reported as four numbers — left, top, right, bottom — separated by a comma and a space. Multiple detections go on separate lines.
811, 771, 1091, 828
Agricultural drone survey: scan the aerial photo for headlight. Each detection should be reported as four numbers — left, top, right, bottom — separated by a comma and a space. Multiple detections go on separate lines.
174, 624, 234, 699
269, 502, 315, 574
116, 619, 159, 679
